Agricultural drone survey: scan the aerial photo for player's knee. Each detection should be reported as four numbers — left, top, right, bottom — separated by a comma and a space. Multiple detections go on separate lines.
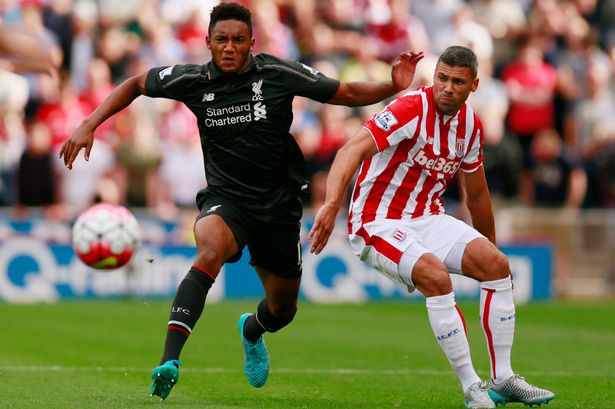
412, 254, 452, 297
194, 246, 225, 273
485, 250, 510, 280
257, 298, 296, 333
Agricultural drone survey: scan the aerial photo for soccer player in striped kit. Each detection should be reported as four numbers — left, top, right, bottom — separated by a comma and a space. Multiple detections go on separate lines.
309, 46, 555, 408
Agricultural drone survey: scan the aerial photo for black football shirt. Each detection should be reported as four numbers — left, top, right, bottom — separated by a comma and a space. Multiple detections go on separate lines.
145, 53, 340, 211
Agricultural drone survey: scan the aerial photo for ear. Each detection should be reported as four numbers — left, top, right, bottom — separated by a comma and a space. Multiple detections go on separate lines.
471, 77, 479, 92
206, 36, 211, 50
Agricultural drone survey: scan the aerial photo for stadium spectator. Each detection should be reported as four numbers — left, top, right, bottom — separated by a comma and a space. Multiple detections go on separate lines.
468, 57, 521, 201
69, 0, 98, 91
57, 1, 424, 400
366, 0, 430, 63
470, 0, 527, 70
15, 120, 60, 218
436, 3, 494, 63
568, 53, 615, 159
78, 58, 116, 140
309, 46, 555, 408
42, 0, 75, 72
0, 17, 61, 205
501, 35, 558, 169
111, 100, 162, 208
588, 122, 615, 207
35, 73, 91, 149
156, 102, 206, 217
520, 128, 587, 209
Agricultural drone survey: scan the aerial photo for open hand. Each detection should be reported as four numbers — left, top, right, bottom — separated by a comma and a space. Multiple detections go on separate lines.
58, 123, 95, 170
391, 51, 424, 91
308, 202, 339, 255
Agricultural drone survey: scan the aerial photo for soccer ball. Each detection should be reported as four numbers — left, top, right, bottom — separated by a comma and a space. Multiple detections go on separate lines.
72, 203, 141, 270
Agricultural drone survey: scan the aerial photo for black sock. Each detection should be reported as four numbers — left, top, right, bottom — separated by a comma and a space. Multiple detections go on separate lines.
243, 298, 296, 343
160, 266, 214, 364
243, 311, 267, 343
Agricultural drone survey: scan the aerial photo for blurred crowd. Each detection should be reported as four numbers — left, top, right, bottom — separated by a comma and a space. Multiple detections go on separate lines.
1, 0, 615, 223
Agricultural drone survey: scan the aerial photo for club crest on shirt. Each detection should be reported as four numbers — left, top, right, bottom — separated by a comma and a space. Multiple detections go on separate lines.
252, 79, 264, 101
455, 138, 465, 158
375, 111, 398, 132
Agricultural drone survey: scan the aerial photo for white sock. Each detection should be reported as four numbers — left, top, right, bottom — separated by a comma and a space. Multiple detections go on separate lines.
426, 292, 480, 392
480, 277, 515, 384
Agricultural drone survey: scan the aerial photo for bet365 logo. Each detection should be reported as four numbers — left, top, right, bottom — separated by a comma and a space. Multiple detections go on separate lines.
413, 149, 460, 175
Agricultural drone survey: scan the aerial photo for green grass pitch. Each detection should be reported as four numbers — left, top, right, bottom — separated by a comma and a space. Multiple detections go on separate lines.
1, 300, 613, 408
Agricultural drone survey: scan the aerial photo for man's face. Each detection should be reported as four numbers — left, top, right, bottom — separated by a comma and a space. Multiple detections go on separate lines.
206, 19, 254, 74
432, 63, 478, 115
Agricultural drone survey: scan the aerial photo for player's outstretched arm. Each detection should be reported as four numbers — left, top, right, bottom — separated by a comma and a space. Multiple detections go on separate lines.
326, 51, 423, 107
309, 128, 378, 254
59, 72, 148, 170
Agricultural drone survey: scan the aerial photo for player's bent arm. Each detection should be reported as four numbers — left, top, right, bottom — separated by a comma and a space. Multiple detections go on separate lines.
79, 72, 148, 131
327, 51, 424, 106
325, 128, 378, 211
59, 72, 148, 169
309, 128, 378, 254
328, 80, 402, 107
461, 166, 497, 244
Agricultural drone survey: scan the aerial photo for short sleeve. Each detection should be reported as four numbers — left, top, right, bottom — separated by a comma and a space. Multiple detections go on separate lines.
276, 59, 340, 103
145, 64, 202, 101
363, 93, 422, 151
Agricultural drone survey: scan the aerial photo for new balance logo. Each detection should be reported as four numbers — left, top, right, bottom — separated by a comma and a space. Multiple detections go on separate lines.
202, 93, 215, 101
413, 149, 460, 175
254, 102, 267, 121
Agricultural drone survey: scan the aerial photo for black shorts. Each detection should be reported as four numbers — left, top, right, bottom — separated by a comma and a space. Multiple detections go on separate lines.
195, 189, 303, 279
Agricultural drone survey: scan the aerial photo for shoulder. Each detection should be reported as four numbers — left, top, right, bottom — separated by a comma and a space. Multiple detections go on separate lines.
460, 102, 483, 132
386, 87, 428, 113
151, 63, 206, 83
254, 53, 327, 80
171, 63, 207, 78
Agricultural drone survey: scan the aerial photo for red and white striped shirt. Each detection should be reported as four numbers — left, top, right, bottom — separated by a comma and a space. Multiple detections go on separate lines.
349, 86, 484, 233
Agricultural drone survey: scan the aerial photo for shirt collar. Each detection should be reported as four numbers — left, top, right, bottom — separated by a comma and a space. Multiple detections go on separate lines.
207, 54, 256, 80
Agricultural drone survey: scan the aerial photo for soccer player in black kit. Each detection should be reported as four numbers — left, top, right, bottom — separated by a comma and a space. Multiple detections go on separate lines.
59, 2, 423, 400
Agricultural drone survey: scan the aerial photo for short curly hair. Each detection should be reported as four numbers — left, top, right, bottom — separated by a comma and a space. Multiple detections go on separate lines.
209, 2, 252, 36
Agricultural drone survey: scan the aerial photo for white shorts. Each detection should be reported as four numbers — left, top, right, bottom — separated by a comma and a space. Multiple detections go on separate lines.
349, 214, 484, 293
